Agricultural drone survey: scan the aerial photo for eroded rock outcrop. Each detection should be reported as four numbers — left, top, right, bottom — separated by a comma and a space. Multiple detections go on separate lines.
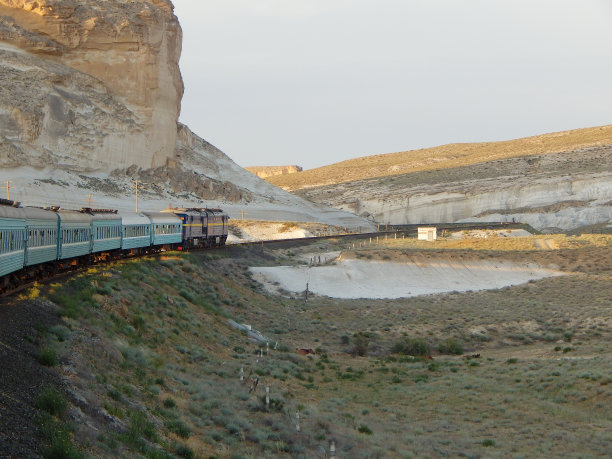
296, 147, 612, 231
0, 0, 182, 170
245, 165, 303, 179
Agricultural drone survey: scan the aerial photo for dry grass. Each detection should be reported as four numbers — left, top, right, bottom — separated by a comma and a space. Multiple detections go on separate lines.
35, 234, 612, 458
267, 124, 612, 190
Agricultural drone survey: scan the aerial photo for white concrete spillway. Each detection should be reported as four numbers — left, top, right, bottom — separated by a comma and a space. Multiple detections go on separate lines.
250, 258, 563, 300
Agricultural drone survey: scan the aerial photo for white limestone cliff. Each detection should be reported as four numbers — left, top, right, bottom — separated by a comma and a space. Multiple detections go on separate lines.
0, 0, 182, 170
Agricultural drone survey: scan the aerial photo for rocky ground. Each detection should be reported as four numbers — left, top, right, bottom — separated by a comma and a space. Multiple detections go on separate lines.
0, 297, 63, 458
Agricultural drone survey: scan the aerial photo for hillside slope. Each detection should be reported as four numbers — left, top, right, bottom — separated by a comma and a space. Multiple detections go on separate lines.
267, 127, 612, 231
268, 125, 612, 190
2, 236, 610, 457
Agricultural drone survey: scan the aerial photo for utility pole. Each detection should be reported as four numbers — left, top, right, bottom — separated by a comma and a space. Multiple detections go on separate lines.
4, 180, 11, 200
134, 180, 139, 212
87, 194, 93, 208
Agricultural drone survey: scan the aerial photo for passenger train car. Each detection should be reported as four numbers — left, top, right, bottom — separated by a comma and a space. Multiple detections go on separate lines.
0, 200, 229, 293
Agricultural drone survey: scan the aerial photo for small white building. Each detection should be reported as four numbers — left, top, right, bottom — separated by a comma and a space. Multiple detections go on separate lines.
417, 227, 437, 241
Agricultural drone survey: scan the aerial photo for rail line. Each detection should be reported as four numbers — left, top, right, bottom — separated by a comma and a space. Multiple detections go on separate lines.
1, 221, 529, 300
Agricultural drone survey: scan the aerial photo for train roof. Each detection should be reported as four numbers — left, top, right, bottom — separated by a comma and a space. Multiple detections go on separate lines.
0, 204, 27, 220
21, 207, 60, 221
120, 212, 151, 226
142, 211, 182, 224
56, 209, 94, 223
163, 207, 226, 216
89, 213, 122, 222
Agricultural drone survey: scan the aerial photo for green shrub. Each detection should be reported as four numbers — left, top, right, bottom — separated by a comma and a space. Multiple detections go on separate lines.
163, 398, 176, 409
352, 332, 370, 356
165, 419, 191, 439
358, 424, 373, 434
39, 415, 84, 459
437, 338, 464, 355
49, 325, 71, 342
482, 439, 495, 447
37, 347, 59, 367
37, 386, 67, 417
174, 444, 194, 459
392, 338, 430, 356
124, 410, 158, 446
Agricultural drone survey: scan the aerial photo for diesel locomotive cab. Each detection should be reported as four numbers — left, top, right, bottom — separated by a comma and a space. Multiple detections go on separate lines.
162, 208, 229, 249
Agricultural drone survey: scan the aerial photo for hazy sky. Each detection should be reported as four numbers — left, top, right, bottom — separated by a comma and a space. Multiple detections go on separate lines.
172, 0, 612, 170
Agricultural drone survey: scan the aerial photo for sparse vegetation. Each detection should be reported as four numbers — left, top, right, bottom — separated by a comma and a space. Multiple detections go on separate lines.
13, 234, 609, 457
267, 125, 612, 190
392, 337, 430, 356
437, 338, 464, 355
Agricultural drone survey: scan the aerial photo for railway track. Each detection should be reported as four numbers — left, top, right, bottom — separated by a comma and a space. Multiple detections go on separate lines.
1, 222, 529, 299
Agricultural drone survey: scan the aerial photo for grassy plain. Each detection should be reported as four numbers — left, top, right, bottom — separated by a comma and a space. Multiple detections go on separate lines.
31, 234, 611, 458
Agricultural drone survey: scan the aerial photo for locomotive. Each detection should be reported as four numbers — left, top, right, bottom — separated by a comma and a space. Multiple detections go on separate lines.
0, 199, 229, 293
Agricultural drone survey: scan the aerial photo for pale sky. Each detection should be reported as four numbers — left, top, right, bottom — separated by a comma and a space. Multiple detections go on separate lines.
172, 0, 612, 170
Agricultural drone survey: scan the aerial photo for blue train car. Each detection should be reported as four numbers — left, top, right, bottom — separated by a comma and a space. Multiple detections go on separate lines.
120, 212, 152, 251
23, 207, 59, 267
88, 209, 122, 255
0, 200, 26, 279
57, 210, 93, 260
143, 212, 182, 247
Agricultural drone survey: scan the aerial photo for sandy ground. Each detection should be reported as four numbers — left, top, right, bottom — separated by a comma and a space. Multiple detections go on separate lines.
449, 229, 533, 238
250, 256, 563, 299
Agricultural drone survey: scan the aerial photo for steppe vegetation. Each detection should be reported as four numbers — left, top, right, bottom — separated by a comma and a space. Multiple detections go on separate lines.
267, 124, 612, 190
18, 233, 612, 457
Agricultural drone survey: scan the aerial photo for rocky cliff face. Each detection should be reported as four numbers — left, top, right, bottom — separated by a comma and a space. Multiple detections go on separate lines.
296, 147, 612, 231
0, 0, 182, 170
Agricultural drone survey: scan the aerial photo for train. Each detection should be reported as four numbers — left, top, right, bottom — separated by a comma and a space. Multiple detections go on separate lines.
0, 199, 229, 293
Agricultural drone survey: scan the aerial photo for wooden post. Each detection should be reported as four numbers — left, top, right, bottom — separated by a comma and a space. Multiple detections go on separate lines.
265, 386, 270, 409
240, 367, 244, 381
330, 440, 336, 459
4, 180, 10, 200
266, 342, 269, 355
296, 411, 300, 432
